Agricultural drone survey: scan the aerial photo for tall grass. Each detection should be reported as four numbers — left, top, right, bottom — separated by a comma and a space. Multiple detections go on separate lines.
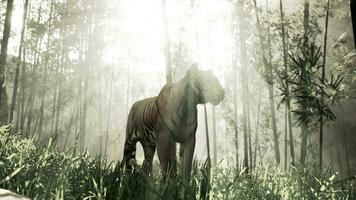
0, 127, 355, 199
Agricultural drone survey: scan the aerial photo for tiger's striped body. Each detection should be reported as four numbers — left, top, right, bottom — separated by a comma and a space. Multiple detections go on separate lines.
122, 65, 224, 177
123, 97, 160, 170
126, 97, 159, 146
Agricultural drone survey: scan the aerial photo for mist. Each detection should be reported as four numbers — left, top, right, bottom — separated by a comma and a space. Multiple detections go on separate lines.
0, 0, 356, 198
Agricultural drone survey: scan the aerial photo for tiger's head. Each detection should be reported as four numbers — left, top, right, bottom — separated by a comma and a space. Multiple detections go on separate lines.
187, 64, 225, 105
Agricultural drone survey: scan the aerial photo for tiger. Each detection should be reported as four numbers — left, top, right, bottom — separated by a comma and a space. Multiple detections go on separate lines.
122, 64, 225, 178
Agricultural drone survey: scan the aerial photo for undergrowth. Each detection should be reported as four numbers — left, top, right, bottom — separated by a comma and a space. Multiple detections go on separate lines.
0, 126, 355, 199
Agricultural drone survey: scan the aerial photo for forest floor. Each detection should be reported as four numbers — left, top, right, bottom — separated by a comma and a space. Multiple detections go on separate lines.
0, 127, 355, 200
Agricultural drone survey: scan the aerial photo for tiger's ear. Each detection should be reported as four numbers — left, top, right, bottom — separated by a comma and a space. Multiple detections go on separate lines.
187, 63, 199, 77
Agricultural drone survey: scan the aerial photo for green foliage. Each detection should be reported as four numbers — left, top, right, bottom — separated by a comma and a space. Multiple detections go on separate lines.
280, 42, 345, 125
0, 127, 355, 199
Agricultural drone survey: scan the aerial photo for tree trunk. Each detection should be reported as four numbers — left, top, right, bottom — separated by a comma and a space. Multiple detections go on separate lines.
98, 73, 103, 155
204, 1, 217, 166
54, 56, 63, 141
212, 107, 217, 165
233, 62, 239, 168
79, 63, 88, 152
190, 2, 211, 197
79, 7, 94, 152
14, 85, 22, 131
300, 0, 310, 166
26, 3, 43, 137
64, 106, 77, 148
268, 85, 280, 164
253, 0, 280, 164
38, 0, 54, 139
26, 34, 43, 137
104, 66, 114, 157
50, 61, 59, 135
284, 105, 288, 169
31, 108, 41, 137
203, 106, 211, 160
242, 81, 249, 171
352, 0, 356, 48
303, 0, 310, 46
300, 123, 308, 164
233, 13, 239, 169
237, 0, 249, 172
279, 0, 294, 166
37, 64, 48, 139
320, 0, 330, 170
0, 0, 14, 123
9, 0, 30, 124
74, 77, 83, 152
79, 43, 89, 152
341, 114, 351, 177
254, 86, 262, 168
19, 45, 27, 133
246, 87, 253, 169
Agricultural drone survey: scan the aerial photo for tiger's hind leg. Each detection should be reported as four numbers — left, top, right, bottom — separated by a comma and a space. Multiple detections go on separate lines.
141, 142, 156, 175
123, 139, 137, 170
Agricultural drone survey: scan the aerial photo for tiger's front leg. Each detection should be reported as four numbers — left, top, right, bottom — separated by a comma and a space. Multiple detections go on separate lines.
156, 129, 177, 178
179, 137, 196, 183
